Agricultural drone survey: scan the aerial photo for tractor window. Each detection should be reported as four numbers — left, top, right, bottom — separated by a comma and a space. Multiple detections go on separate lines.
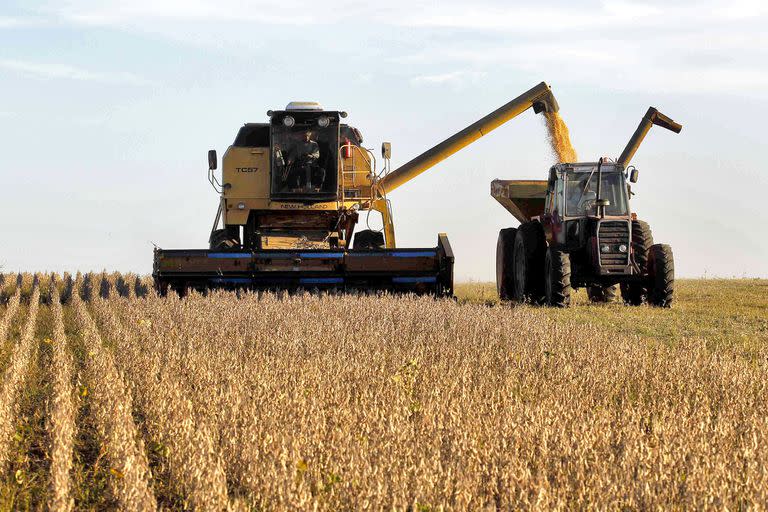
565, 172, 628, 216
553, 178, 564, 214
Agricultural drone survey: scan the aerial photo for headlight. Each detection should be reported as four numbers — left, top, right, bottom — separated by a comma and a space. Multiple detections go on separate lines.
317, 115, 330, 128
600, 244, 610, 253
618, 244, 628, 253
283, 116, 295, 127
237, 202, 246, 210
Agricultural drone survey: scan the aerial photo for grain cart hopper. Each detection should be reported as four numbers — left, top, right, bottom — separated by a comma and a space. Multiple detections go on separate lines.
153, 83, 559, 296
493, 107, 682, 307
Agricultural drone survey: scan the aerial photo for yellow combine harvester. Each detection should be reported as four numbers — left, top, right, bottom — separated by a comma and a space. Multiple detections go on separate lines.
153, 82, 560, 296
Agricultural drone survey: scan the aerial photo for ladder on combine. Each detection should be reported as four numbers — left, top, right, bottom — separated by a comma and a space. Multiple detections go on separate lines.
339, 143, 376, 206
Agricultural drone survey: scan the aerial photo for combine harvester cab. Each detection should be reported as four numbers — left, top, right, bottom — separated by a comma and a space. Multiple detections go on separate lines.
154, 83, 560, 296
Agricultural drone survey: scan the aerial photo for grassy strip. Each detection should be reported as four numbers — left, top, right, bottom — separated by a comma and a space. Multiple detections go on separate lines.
456, 279, 768, 349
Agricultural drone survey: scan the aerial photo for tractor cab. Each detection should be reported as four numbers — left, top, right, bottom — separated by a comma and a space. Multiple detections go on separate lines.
551, 162, 630, 219
543, 159, 633, 279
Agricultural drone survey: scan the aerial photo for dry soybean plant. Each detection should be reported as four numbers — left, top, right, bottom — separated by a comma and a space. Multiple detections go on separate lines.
47, 279, 76, 512
0, 280, 39, 470
92, 295, 230, 510
71, 278, 157, 510
0, 273, 765, 510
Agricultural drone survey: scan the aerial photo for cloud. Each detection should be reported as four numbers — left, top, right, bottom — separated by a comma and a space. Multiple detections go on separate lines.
0, 59, 154, 86
44, 0, 321, 25
0, 16, 42, 28
410, 70, 488, 89
22, 0, 768, 97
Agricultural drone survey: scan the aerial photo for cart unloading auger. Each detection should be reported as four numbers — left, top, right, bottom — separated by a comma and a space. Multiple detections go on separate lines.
152, 82, 559, 296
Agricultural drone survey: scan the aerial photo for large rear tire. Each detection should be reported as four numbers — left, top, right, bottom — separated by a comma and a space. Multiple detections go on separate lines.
512, 222, 546, 303
647, 244, 674, 307
496, 228, 517, 300
621, 220, 654, 305
544, 248, 571, 307
587, 284, 619, 303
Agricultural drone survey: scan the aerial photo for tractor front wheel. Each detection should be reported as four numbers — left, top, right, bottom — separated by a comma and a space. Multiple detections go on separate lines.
647, 244, 674, 307
496, 228, 517, 300
512, 222, 546, 303
544, 248, 571, 307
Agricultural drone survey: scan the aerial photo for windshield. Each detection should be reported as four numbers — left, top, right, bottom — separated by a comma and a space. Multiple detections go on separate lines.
565, 171, 629, 216
271, 112, 339, 197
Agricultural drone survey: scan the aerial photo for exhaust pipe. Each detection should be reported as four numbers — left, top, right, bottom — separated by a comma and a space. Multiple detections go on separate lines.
618, 107, 682, 167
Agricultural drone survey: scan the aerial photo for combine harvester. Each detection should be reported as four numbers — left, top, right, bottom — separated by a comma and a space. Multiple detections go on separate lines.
493, 107, 682, 307
154, 83, 560, 296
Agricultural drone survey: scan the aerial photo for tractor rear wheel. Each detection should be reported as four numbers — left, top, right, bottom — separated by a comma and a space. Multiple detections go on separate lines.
209, 228, 241, 250
544, 248, 571, 307
647, 244, 674, 307
496, 228, 517, 300
512, 222, 546, 303
587, 284, 619, 303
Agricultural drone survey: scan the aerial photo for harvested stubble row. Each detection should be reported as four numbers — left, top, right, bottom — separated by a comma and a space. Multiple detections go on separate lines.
0, 273, 766, 510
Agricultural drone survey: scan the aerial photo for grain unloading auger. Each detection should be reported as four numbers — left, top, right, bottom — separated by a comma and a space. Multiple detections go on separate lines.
153, 83, 559, 296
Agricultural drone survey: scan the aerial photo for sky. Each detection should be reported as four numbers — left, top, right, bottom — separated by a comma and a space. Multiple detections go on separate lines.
1, 0, 767, 280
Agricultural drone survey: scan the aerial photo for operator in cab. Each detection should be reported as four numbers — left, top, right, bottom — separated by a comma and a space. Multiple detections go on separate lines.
285, 130, 324, 192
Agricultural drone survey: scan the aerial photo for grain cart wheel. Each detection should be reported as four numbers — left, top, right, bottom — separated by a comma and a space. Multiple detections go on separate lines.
621, 220, 654, 305
496, 228, 517, 300
587, 284, 619, 303
544, 248, 571, 307
647, 244, 674, 307
512, 222, 546, 303
209, 228, 241, 250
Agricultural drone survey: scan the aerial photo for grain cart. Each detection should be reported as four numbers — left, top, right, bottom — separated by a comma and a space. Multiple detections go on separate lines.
153, 82, 560, 295
493, 107, 682, 307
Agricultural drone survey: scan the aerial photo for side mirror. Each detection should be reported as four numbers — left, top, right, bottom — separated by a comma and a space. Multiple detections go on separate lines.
208, 149, 217, 171
629, 167, 639, 183
381, 142, 392, 160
